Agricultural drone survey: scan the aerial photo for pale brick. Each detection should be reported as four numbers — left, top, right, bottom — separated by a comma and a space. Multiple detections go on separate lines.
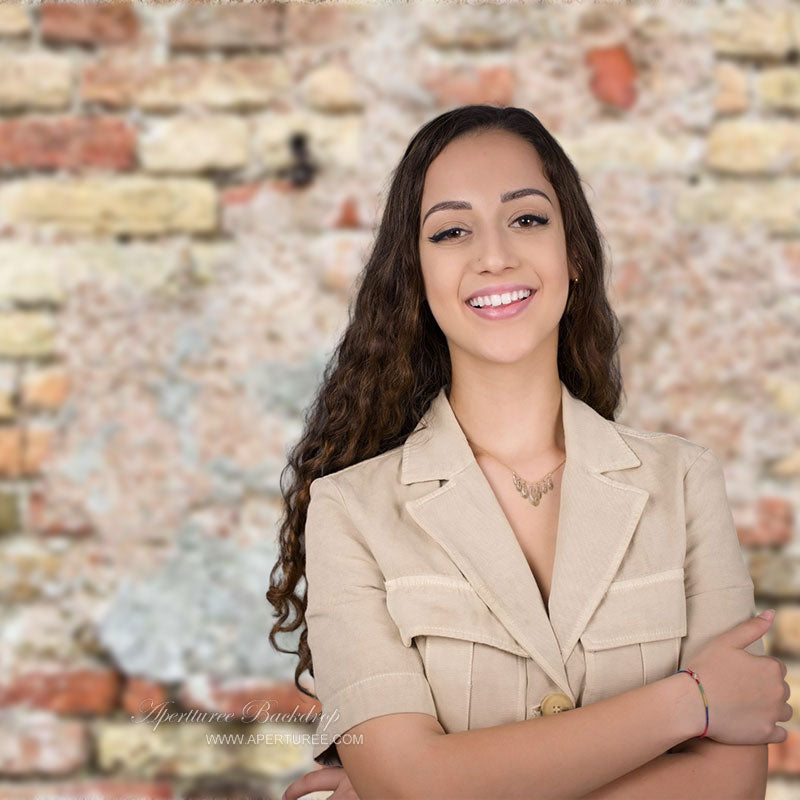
27, 486, 93, 537
557, 123, 698, 173
40, 0, 139, 45
21, 366, 70, 411
713, 62, 750, 113
0, 116, 136, 171
0, 242, 63, 304
96, 720, 238, 776
96, 718, 308, 777
169, 2, 282, 50
0, 240, 234, 304
0, 53, 72, 110
774, 607, 800, 657
771, 448, 800, 479
81, 54, 290, 111
0, 313, 56, 358
0, 709, 87, 775
139, 114, 249, 173
0, 362, 15, 419
766, 376, 800, 415
0, 3, 31, 37
419, 3, 519, 49
0, 536, 62, 603
751, 552, 800, 599
0, 492, 19, 534
304, 63, 364, 112
707, 119, 800, 173
22, 424, 53, 475
0, 177, 217, 235
711, 8, 794, 57
254, 111, 363, 173
676, 179, 800, 235
758, 67, 800, 112
316, 232, 372, 293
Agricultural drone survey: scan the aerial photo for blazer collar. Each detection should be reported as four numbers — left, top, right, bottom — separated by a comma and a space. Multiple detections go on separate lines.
400, 381, 649, 702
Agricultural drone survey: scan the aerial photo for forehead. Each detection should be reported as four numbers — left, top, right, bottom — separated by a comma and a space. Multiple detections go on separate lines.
421, 130, 549, 199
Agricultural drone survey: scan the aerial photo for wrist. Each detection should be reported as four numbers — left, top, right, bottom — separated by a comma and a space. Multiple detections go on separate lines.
661, 671, 708, 743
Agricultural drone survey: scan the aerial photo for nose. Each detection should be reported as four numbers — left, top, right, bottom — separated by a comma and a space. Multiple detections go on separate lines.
474, 227, 521, 273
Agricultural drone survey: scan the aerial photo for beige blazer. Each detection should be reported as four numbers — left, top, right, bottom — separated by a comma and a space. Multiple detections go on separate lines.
304, 380, 764, 767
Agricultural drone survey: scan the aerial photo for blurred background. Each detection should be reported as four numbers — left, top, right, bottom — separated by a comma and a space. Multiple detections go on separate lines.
0, 0, 797, 798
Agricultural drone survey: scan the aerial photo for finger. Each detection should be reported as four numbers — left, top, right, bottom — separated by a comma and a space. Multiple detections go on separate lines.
282, 767, 343, 800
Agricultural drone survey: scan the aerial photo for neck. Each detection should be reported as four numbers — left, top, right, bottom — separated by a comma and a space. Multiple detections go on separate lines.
447, 371, 566, 473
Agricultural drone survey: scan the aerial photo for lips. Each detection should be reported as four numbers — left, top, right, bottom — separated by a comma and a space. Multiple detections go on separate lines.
466, 289, 536, 320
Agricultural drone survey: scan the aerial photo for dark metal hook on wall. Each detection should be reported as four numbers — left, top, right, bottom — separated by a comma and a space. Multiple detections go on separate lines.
278, 131, 318, 188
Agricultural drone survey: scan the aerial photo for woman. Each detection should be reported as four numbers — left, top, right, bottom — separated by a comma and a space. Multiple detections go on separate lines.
268, 105, 790, 800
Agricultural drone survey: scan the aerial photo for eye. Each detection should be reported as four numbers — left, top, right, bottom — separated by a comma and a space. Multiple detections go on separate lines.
427, 226, 467, 243
513, 213, 549, 228
426, 213, 549, 244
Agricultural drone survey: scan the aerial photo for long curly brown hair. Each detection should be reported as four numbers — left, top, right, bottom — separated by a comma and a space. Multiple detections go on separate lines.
266, 104, 624, 699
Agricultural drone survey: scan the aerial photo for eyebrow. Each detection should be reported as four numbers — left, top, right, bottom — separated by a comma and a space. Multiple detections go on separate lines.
421, 187, 553, 225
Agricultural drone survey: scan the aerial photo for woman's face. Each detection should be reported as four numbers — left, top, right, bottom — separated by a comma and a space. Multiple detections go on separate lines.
418, 129, 574, 368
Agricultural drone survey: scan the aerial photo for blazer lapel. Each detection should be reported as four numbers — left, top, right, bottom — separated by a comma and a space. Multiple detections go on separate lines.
401, 380, 649, 701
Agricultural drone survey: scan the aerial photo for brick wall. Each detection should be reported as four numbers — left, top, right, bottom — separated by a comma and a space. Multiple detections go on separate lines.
0, 1, 798, 799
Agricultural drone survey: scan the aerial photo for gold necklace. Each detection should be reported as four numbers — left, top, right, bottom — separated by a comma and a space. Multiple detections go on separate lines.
468, 440, 566, 508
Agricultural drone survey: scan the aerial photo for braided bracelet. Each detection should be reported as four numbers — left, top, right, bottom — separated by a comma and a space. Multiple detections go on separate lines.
675, 667, 709, 738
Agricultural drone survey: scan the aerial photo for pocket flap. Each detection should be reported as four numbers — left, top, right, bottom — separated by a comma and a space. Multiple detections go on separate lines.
581, 568, 687, 650
385, 575, 528, 657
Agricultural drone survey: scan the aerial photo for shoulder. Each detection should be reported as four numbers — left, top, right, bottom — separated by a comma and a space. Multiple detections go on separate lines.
609, 419, 709, 476
309, 442, 406, 505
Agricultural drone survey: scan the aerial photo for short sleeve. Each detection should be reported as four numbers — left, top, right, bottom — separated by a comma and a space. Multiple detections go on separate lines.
304, 476, 437, 767
678, 447, 765, 672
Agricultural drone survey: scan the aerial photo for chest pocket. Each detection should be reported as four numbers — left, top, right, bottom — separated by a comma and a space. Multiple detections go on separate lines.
580, 567, 687, 705
385, 576, 528, 733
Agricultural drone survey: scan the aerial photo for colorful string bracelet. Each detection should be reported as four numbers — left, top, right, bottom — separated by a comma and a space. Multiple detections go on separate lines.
675, 667, 709, 738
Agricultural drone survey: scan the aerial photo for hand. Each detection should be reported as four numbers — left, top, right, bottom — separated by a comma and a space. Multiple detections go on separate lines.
687, 610, 791, 745
282, 765, 361, 800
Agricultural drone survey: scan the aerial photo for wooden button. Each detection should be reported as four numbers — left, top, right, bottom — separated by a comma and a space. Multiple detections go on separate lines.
540, 692, 574, 715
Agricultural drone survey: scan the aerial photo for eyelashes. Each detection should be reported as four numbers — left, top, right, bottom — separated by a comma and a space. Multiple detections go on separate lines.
426, 213, 550, 244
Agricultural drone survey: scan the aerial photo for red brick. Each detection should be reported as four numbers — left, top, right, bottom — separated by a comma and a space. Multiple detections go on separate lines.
27, 487, 93, 537
179, 678, 320, 719
20, 367, 71, 410
0, 117, 135, 171
334, 197, 361, 229
585, 45, 637, 109
221, 182, 265, 207
767, 726, 800, 774
422, 64, 515, 107
122, 677, 169, 717
0, 427, 22, 477
756, 496, 795, 545
0, 669, 122, 714
0, 781, 173, 800
39, 1, 139, 45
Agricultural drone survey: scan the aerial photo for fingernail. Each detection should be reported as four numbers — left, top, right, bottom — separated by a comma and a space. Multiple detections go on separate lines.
759, 608, 775, 621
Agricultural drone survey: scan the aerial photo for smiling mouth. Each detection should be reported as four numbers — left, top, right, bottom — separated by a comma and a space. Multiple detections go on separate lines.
466, 288, 533, 309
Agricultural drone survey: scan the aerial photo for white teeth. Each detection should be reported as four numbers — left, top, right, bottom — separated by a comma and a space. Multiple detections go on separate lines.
468, 288, 532, 308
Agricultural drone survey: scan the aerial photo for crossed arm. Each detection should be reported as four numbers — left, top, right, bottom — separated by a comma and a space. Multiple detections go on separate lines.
577, 738, 768, 800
